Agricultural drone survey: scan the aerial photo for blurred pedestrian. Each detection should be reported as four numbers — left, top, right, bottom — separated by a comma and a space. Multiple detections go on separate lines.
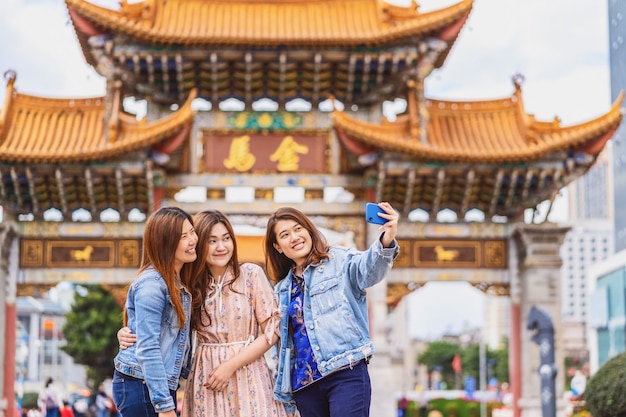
60, 400, 74, 417
95, 386, 110, 417
71, 397, 88, 417
37, 378, 61, 417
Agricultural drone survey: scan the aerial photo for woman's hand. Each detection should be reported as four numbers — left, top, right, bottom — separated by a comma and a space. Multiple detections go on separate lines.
203, 361, 236, 392
376, 201, 399, 248
117, 327, 137, 349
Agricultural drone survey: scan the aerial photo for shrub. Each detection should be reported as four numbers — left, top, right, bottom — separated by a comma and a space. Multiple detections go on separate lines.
20, 392, 39, 409
467, 402, 479, 417
445, 402, 459, 417
585, 351, 626, 417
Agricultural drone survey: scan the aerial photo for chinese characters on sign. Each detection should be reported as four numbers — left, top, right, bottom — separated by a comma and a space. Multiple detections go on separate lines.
204, 132, 328, 173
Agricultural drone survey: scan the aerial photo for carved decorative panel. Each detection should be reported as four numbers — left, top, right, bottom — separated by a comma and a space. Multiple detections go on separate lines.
20, 239, 142, 268
393, 239, 507, 269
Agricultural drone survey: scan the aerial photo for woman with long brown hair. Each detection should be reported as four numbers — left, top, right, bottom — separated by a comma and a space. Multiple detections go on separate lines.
112, 206, 198, 417
264, 203, 399, 417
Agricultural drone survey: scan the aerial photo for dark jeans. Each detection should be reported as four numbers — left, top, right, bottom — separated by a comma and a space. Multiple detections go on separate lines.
111, 372, 177, 417
45, 407, 59, 417
293, 360, 371, 417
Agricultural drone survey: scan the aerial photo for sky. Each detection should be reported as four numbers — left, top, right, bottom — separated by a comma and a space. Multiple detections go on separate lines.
0, 0, 612, 339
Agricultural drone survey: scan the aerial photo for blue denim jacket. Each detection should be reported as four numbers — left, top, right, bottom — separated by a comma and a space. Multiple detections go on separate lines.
273, 235, 398, 411
114, 267, 192, 413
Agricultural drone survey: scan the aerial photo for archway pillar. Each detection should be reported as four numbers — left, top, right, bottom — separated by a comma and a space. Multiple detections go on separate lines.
0, 222, 17, 417
512, 223, 569, 417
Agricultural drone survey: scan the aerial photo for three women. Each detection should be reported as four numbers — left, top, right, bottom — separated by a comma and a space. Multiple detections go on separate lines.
117, 202, 399, 417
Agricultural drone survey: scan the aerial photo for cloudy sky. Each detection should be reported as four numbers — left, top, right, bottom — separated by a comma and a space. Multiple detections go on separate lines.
0, 0, 611, 338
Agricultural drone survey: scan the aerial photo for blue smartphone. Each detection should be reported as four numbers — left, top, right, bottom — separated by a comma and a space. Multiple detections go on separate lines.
365, 203, 388, 225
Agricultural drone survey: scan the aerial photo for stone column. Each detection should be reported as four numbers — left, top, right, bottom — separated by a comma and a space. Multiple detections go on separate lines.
512, 223, 569, 417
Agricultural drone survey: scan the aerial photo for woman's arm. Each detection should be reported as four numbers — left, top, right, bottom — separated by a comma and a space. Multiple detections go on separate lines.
344, 202, 400, 292
133, 281, 178, 412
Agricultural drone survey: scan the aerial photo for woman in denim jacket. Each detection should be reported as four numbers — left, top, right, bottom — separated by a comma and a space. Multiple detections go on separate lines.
112, 206, 198, 417
264, 202, 399, 417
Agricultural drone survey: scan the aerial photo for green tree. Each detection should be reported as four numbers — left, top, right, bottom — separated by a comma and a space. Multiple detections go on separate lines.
460, 341, 508, 384
584, 351, 626, 417
493, 337, 509, 383
461, 343, 480, 378
61, 284, 123, 388
418, 340, 460, 389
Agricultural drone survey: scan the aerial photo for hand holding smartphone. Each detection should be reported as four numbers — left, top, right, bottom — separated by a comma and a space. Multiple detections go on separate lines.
365, 202, 389, 225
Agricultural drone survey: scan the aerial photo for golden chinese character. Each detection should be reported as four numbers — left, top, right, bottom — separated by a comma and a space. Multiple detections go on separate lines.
224, 135, 256, 171
270, 136, 309, 172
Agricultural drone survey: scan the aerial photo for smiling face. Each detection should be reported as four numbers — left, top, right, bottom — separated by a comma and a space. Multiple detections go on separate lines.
205, 222, 234, 277
173, 219, 198, 274
272, 219, 313, 269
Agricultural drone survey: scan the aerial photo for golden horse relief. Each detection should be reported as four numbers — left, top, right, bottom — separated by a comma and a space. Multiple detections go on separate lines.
70, 245, 94, 262
434, 245, 459, 262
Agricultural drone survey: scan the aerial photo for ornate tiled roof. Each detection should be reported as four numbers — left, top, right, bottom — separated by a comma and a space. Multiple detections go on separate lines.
64, 0, 472, 107
65, 0, 472, 46
333, 82, 623, 164
0, 72, 197, 218
332, 80, 623, 220
0, 73, 197, 164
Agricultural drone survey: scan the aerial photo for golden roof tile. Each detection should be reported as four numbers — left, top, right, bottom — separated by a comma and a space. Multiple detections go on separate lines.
0, 74, 197, 164
65, 0, 473, 46
332, 86, 623, 163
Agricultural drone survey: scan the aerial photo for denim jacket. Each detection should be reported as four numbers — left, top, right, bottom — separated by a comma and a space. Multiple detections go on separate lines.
273, 235, 398, 410
114, 267, 192, 413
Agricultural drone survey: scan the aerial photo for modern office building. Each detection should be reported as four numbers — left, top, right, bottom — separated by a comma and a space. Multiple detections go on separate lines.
588, 250, 626, 373
16, 297, 87, 398
580, 0, 626, 372
483, 296, 510, 350
608, 0, 626, 252
568, 148, 612, 223
560, 146, 613, 368
560, 218, 613, 324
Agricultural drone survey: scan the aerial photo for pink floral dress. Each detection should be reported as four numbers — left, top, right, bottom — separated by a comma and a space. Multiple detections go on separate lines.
182, 263, 287, 417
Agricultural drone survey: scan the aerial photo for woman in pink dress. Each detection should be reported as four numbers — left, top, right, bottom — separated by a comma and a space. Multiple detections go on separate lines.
181, 210, 287, 417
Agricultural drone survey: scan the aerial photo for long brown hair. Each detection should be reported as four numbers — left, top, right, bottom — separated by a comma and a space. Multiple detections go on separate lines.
125, 206, 194, 328
185, 210, 241, 331
264, 207, 329, 283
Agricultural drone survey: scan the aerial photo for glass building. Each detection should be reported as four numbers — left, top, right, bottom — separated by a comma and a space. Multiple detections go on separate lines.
588, 255, 626, 371
609, 0, 626, 252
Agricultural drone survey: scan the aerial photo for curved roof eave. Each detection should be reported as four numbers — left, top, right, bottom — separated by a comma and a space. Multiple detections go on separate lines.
0, 80, 198, 164
65, 0, 473, 47
331, 91, 624, 164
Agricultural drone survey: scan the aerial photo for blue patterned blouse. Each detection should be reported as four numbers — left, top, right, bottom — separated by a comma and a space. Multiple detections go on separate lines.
289, 274, 322, 391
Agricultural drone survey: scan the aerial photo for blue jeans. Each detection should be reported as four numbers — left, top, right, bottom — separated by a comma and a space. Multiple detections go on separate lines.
293, 360, 371, 417
45, 407, 59, 417
112, 372, 177, 417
